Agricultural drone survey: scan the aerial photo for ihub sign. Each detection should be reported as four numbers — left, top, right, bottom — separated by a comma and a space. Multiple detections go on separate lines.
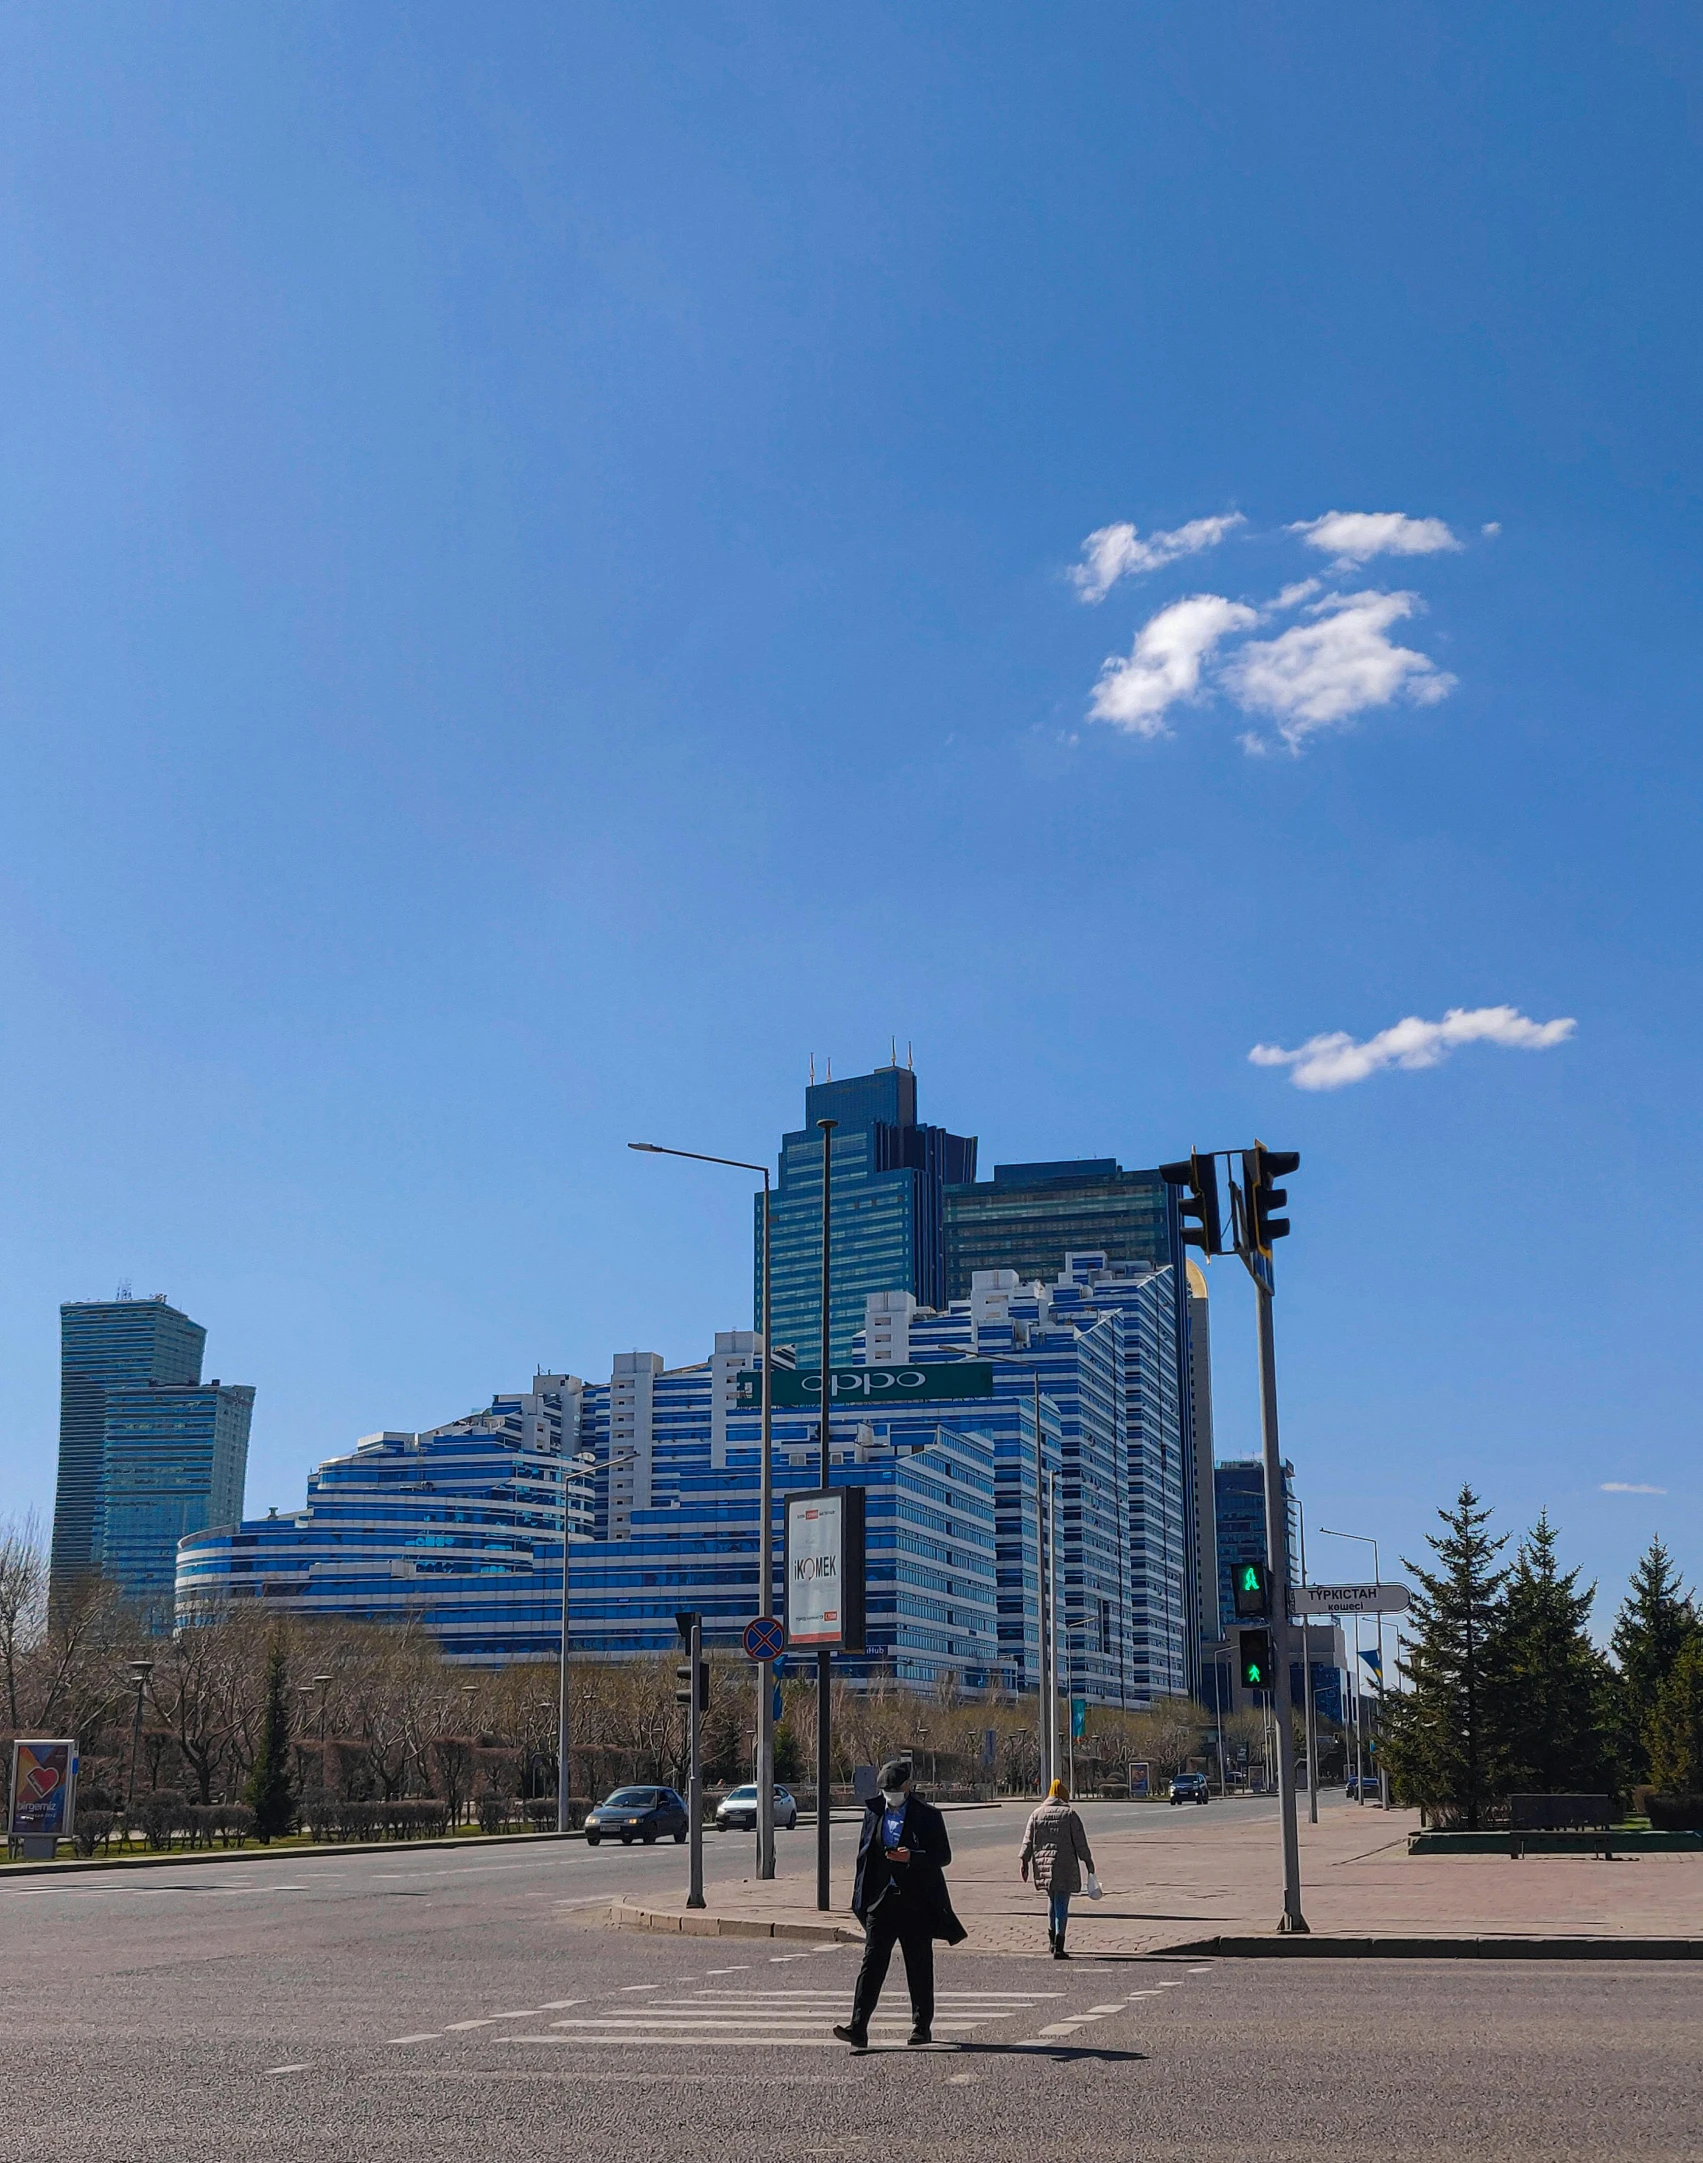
736, 1362, 994, 1410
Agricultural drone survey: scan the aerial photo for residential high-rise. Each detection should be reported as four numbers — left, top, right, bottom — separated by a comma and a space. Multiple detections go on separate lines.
756, 1065, 976, 1364
51, 1296, 206, 1602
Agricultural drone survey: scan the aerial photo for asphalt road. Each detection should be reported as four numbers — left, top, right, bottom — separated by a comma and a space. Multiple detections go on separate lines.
4, 1804, 1697, 2161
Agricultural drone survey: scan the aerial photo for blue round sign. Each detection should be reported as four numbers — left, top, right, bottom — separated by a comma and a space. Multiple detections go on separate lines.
743, 1614, 786, 1663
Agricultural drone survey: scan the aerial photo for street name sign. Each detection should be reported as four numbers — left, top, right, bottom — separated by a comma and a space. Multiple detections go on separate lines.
1290, 1583, 1411, 1616
736, 1363, 994, 1410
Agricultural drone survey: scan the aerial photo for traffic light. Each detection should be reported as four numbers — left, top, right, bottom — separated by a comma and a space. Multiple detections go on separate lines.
1231, 1561, 1270, 1620
1237, 1627, 1275, 1693
1159, 1150, 1223, 1256
674, 1661, 710, 1711
1243, 1142, 1299, 1254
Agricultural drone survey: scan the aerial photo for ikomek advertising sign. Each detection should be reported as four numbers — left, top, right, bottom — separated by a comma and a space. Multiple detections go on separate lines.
735, 1362, 993, 1410
7, 1739, 77, 1840
784, 1487, 866, 1654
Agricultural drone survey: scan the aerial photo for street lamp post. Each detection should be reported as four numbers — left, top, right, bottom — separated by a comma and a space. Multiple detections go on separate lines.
125, 1659, 154, 1825
1296, 1502, 1319, 1825
814, 1115, 837, 1914
1319, 1528, 1384, 1807
630, 1139, 779, 1880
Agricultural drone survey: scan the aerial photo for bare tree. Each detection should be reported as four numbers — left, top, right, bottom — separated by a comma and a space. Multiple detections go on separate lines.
0, 1513, 47, 1731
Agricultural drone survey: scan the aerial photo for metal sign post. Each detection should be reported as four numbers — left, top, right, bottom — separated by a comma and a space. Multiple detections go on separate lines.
816, 1116, 835, 1914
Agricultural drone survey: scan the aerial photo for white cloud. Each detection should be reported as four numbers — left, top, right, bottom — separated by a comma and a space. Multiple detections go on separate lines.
1482, 521, 1502, 538
1089, 594, 1258, 736
1072, 514, 1245, 602
1249, 1005, 1577, 1091
1224, 588, 1455, 750
1600, 1482, 1666, 1495
1290, 511, 1462, 566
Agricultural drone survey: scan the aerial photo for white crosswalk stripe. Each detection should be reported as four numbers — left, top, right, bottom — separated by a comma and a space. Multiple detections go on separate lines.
493, 1984, 1069, 2053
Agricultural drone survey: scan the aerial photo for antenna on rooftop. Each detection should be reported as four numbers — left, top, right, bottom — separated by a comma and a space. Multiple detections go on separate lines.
115, 1279, 132, 1300
890, 1035, 897, 1067
826, 1056, 832, 1080
809, 1054, 815, 1084
907, 1041, 914, 1071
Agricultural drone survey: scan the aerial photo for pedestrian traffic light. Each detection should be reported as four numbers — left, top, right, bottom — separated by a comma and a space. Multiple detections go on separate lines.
1243, 1143, 1299, 1254
674, 1662, 710, 1711
1159, 1150, 1223, 1256
1231, 1561, 1270, 1620
1237, 1627, 1275, 1692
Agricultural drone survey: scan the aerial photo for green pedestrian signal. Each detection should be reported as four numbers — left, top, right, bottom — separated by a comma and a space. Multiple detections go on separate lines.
1231, 1561, 1271, 1620
1237, 1627, 1275, 1693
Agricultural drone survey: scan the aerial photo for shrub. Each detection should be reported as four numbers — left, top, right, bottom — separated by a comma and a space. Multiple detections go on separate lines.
1648, 1792, 1703, 1832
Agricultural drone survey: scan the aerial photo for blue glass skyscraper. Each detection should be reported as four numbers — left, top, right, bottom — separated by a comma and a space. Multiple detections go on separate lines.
51, 1296, 206, 1602
756, 1066, 976, 1363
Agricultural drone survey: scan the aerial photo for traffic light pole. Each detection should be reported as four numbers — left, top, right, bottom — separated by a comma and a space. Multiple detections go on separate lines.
1255, 1278, 1308, 1933
687, 1613, 705, 1910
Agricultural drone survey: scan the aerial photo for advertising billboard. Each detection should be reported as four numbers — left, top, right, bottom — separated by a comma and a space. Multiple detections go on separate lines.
784, 1486, 865, 1653
736, 1364, 993, 1410
8, 1739, 77, 1842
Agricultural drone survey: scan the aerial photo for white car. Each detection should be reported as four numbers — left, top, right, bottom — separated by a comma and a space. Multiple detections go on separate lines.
713, 1784, 799, 1832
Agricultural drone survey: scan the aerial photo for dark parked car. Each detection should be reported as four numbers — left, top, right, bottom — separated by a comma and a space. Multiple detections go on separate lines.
713, 1784, 799, 1832
583, 1786, 688, 1845
1169, 1772, 1210, 1805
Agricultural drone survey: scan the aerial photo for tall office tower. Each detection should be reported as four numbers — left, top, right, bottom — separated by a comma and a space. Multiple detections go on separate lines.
51, 1295, 206, 1603
101, 1378, 254, 1626
1185, 1260, 1220, 1649
756, 1065, 976, 1364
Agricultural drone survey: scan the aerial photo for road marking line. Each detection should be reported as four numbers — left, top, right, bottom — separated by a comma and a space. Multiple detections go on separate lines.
503, 2036, 848, 2048
619, 1983, 660, 1993
703, 1966, 748, 1975
263, 2063, 311, 2074
1188, 1965, 1214, 1973
445, 2019, 499, 2031
538, 1999, 583, 2010
1086, 2004, 1126, 2014
388, 2034, 442, 2044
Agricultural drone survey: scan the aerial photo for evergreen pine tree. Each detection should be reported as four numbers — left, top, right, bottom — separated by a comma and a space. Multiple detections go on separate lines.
245, 1637, 296, 1842
1609, 1537, 1698, 1785
1381, 1485, 1510, 1827
1493, 1511, 1617, 1796
1646, 1635, 1703, 1794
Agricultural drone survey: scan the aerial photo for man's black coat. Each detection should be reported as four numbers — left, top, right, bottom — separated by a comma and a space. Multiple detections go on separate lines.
850, 1792, 967, 1943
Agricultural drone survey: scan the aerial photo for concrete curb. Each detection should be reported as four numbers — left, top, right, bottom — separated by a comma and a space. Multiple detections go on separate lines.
608, 1899, 863, 1945
0, 1826, 586, 1881
1162, 1933, 1703, 1960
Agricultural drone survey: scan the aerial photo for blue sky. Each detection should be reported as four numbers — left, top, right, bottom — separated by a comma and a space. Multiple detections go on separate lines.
2, 5, 1698, 1633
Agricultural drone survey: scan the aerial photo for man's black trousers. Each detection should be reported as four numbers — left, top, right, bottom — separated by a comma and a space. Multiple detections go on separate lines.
850, 1899, 935, 2037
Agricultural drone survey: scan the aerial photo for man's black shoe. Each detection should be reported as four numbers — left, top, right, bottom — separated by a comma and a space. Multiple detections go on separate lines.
906, 2028, 932, 2046
832, 2024, 868, 2052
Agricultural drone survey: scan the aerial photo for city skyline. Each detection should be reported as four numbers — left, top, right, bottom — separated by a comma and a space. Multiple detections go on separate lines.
1, 8, 1695, 1635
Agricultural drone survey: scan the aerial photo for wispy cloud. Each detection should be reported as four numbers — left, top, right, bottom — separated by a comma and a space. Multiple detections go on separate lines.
1600, 1482, 1666, 1496
1224, 589, 1455, 751
1290, 510, 1462, 566
1249, 1005, 1577, 1091
1072, 514, 1244, 603
1089, 594, 1258, 736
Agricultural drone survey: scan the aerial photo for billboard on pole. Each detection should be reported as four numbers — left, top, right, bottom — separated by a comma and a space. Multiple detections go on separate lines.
784, 1487, 865, 1653
8, 1740, 77, 1841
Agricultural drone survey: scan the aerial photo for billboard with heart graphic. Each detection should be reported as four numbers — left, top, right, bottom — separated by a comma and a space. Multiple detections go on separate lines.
8, 1739, 77, 1840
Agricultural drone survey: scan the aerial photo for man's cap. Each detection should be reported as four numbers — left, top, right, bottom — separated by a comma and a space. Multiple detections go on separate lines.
877, 1758, 913, 1791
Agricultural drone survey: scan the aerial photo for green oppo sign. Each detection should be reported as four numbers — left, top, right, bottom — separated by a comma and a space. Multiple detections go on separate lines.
735, 1363, 994, 1410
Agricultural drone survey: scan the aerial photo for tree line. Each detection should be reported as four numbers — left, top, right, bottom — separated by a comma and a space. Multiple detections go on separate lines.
1, 1512, 1248, 1847
1382, 1487, 1702, 1827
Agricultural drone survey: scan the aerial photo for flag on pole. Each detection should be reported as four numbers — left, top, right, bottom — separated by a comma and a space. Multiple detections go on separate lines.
1359, 1646, 1382, 1673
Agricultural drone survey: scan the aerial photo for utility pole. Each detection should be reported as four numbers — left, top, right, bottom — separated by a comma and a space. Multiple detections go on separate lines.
815, 1114, 836, 1914
1047, 1466, 1061, 1794
1296, 1502, 1318, 1826
1253, 1273, 1306, 1929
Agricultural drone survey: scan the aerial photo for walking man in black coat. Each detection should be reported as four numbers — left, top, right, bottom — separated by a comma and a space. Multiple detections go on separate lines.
834, 1758, 966, 2052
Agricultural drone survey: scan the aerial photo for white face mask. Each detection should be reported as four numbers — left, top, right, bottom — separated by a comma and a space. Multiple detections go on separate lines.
881, 1789, 908, 1808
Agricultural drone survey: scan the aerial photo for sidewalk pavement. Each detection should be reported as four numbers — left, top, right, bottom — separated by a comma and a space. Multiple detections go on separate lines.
609, 1801, 1703, 1956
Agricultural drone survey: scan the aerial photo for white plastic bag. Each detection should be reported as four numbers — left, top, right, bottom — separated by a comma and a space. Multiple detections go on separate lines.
1085, 1872, 1103, 1900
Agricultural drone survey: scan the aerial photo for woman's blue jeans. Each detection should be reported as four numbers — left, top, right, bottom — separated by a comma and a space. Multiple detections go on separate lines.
1048, 1891, 1071, 1935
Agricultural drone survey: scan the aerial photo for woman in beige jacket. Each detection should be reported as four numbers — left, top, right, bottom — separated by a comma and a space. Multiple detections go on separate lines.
1019, 1778, 1095, 1958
